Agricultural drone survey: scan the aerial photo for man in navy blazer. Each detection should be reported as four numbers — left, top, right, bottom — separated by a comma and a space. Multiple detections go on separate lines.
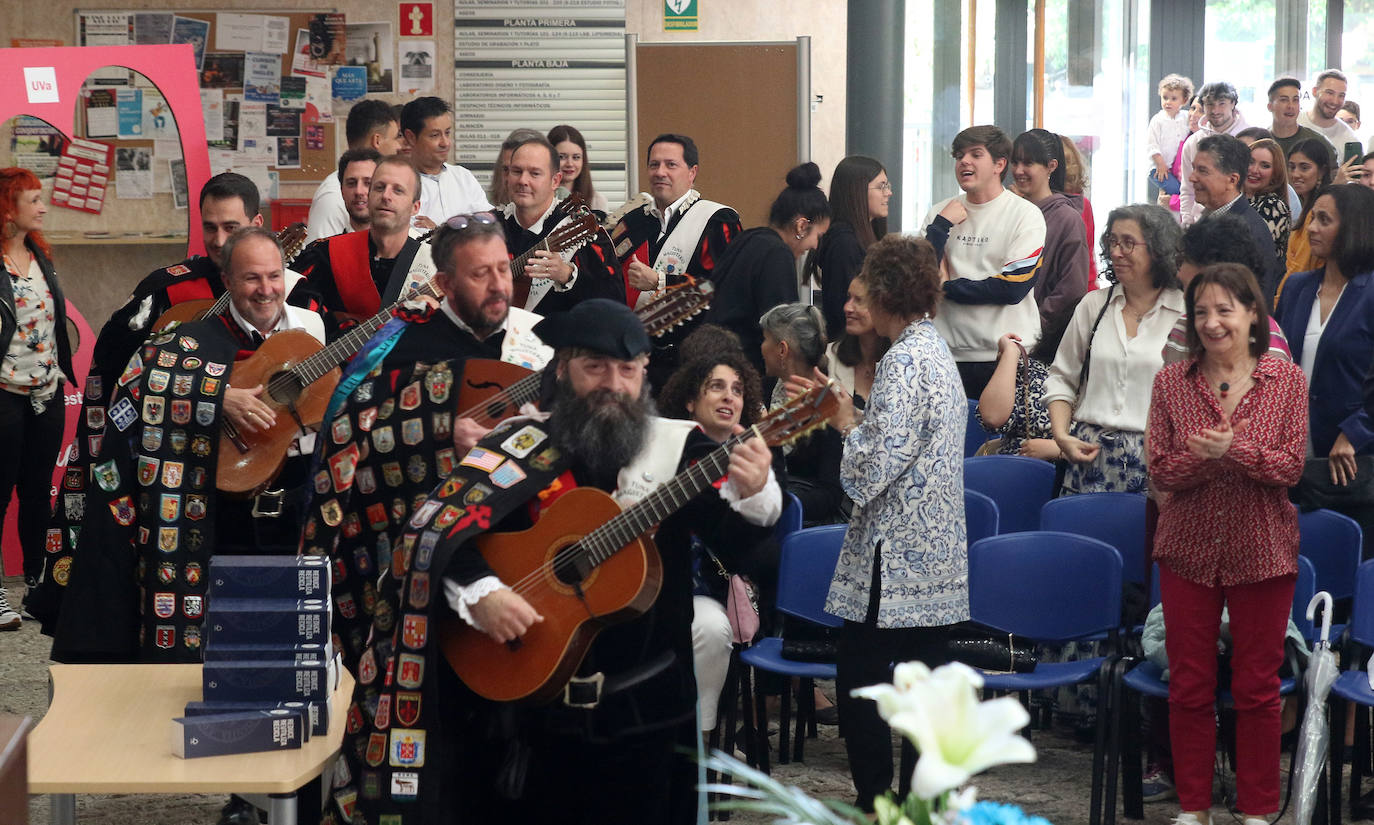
1190, 133, 1283, 306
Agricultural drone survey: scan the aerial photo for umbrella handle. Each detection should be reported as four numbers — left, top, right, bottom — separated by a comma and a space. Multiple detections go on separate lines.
1307, 590, 1334, 644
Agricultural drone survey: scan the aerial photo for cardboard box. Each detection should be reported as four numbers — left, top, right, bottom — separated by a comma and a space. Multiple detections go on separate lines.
182, 698, 327, 737
209, 555, 330, 600
205, 598, 329, 646
171, 709, 305, 758
202, 658, 330, 702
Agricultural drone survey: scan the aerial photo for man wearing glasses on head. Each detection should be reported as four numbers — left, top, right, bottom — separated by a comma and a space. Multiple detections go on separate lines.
496, 133, 623, 315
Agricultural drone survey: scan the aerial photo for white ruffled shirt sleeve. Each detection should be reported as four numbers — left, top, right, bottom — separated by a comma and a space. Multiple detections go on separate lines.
443, 576, 509, 631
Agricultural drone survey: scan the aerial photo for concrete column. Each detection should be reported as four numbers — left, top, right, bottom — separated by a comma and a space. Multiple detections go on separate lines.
847, 0, 907, 227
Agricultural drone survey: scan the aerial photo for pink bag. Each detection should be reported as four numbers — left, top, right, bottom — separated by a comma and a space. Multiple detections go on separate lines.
725, 574, 760, 645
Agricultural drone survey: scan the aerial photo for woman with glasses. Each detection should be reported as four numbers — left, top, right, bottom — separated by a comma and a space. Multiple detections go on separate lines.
0, 168, 75, 629
1044, 203, 1184, 494
815, 156, 890, 338
702, 163, 831, 379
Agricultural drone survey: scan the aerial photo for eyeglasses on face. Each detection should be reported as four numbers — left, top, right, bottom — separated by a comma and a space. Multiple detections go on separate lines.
871, 182, 893, 193
1105, 235, 1139, 254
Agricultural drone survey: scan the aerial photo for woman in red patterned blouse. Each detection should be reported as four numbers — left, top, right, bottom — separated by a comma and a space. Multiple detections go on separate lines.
1147, 262, 1307, 825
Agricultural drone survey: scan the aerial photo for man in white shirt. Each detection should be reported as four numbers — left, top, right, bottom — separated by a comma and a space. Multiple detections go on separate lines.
305, 100, 402, 242
1300, 69, 1362, 155
924, 124, 1046, 397
401, 96, 492, 231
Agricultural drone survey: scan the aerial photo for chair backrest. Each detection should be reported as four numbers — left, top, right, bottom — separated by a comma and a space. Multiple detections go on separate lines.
965, 489, 999, 544
964, 455, 1058, 534
1040, 493, 1148, 584
1292, 556, 1317, 642
1350, 560, 1374, 647
776, 524, 847, 628
775, 491, 804, 542
1299, 509, 1362, 602
968, 531, 1123, 643
965, 398, 989, 457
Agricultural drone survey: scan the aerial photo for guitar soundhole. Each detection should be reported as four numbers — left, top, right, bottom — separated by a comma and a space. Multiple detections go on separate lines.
267, 371, 305, 406
552, 548, 592, 587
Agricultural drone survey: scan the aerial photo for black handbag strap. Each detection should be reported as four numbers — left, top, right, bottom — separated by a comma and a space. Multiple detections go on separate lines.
1077, 284, 1116, 401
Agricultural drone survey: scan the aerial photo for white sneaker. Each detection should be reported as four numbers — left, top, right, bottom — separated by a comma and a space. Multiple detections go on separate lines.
1172, 813, 1210, 825
0, 587, 20, 631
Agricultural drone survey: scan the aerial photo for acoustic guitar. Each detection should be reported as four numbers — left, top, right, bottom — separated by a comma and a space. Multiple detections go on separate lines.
215, 212, 606, 494
439, 382, 839, 704
152, 223, 310, 332
455, 278, 716, 429
216, 274, 443, 494
508, 204, 601, 308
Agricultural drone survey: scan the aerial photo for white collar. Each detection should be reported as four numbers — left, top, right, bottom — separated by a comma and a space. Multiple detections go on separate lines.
647, 189, 701, 229
228, 299, 290, 339
439, 299, 508, 341
501, 198, 560, 232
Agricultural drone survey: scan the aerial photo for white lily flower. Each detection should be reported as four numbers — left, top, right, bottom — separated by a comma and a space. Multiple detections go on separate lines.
854, 661, 1036, 799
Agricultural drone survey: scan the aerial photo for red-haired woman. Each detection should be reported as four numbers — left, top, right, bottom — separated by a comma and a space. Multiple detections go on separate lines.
0, 168, 75, 629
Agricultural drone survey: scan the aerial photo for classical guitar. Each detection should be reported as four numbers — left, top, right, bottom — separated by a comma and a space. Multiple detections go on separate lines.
439, 382, 839, 703
216, 273, 443, 494
455, 278, 716, 428
153, 223, 310, 331
508, 204, 601, 308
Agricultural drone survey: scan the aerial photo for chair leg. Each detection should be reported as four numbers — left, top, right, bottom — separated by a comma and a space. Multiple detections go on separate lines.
793, 677, 813, 763
778, 677, 793, 765
1332, 696, 1347, 825
1356, 703, 1370, 810
1101, 658, 1129, 825
1088, 659, 1115, 825
753, 672, 771, 775
1119, 674, 1145, 820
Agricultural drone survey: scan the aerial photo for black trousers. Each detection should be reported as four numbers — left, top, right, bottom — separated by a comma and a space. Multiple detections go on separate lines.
0, 388, 65, 580
955, 360, 998, 400
836, 554, 952, 812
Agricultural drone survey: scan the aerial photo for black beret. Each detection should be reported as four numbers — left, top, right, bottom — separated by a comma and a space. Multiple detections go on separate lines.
533, 299, 651, 360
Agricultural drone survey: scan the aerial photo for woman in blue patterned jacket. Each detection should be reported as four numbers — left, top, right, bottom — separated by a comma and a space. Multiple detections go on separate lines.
817, 233, 969, 813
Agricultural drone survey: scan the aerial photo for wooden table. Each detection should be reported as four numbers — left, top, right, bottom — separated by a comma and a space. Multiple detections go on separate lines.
28, 664, 353, 825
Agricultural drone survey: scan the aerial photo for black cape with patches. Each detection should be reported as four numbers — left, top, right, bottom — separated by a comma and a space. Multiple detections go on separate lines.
49, 318, 237, 663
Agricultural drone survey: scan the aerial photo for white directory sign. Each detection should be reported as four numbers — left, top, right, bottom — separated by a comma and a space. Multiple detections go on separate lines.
454, 1, 628, 203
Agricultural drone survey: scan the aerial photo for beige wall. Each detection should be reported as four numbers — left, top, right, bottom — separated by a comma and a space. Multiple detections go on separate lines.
625, 0, 848, 190
5, 1, 847, 324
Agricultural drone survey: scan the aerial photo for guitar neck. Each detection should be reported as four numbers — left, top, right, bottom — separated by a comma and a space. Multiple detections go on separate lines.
204, 291, 231, 319
287, 279, 441, 385
578, 429, 750, 567
508, 238, 549, 282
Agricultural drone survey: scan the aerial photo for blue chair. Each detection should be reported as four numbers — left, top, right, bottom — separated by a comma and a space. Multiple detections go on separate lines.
965, 398, 990, 457
775, 491, 803, 541
1299, 509, 1361, 643
964, 455, 1058, 534
967, 531, 1123, 825
738, 524, 845, 773
1107, 557, 1316, 825
1327, 560, 1374, 825
965, 489, 1000, 544
1041, 493, 1148, 585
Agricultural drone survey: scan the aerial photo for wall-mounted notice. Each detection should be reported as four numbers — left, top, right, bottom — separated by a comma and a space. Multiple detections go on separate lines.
454, 1, 628, 203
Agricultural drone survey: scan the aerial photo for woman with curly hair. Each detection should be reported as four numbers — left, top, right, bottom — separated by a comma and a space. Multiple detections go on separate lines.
0, 168, 76, 629
808, 234, 967, 812
659, 351, 773, 736
1044, 203, 1184, 494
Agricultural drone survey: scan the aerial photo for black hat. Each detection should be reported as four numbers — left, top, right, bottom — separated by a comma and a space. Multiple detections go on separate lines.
534, 299, 651, 360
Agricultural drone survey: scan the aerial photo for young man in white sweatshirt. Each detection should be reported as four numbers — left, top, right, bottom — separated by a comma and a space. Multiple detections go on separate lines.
924, 125, 1046, 398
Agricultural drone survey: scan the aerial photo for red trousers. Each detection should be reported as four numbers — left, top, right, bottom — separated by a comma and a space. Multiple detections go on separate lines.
1158, 564, 1295, 815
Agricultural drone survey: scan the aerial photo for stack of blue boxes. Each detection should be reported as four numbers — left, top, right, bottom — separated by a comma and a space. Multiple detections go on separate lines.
171, 555, 336, 758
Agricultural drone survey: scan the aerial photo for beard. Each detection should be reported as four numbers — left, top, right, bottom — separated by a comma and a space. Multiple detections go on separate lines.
546, 375, 654, 488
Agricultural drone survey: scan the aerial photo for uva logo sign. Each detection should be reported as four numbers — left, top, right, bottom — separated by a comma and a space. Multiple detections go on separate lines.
23, 67, 59, 104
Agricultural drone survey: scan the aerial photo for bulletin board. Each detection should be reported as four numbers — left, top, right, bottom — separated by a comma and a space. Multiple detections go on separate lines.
633, 41, 803, 228
75, 9, 343, 183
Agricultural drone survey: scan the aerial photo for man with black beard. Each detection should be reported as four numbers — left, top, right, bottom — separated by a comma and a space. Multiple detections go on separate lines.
316, 299, 780, 825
